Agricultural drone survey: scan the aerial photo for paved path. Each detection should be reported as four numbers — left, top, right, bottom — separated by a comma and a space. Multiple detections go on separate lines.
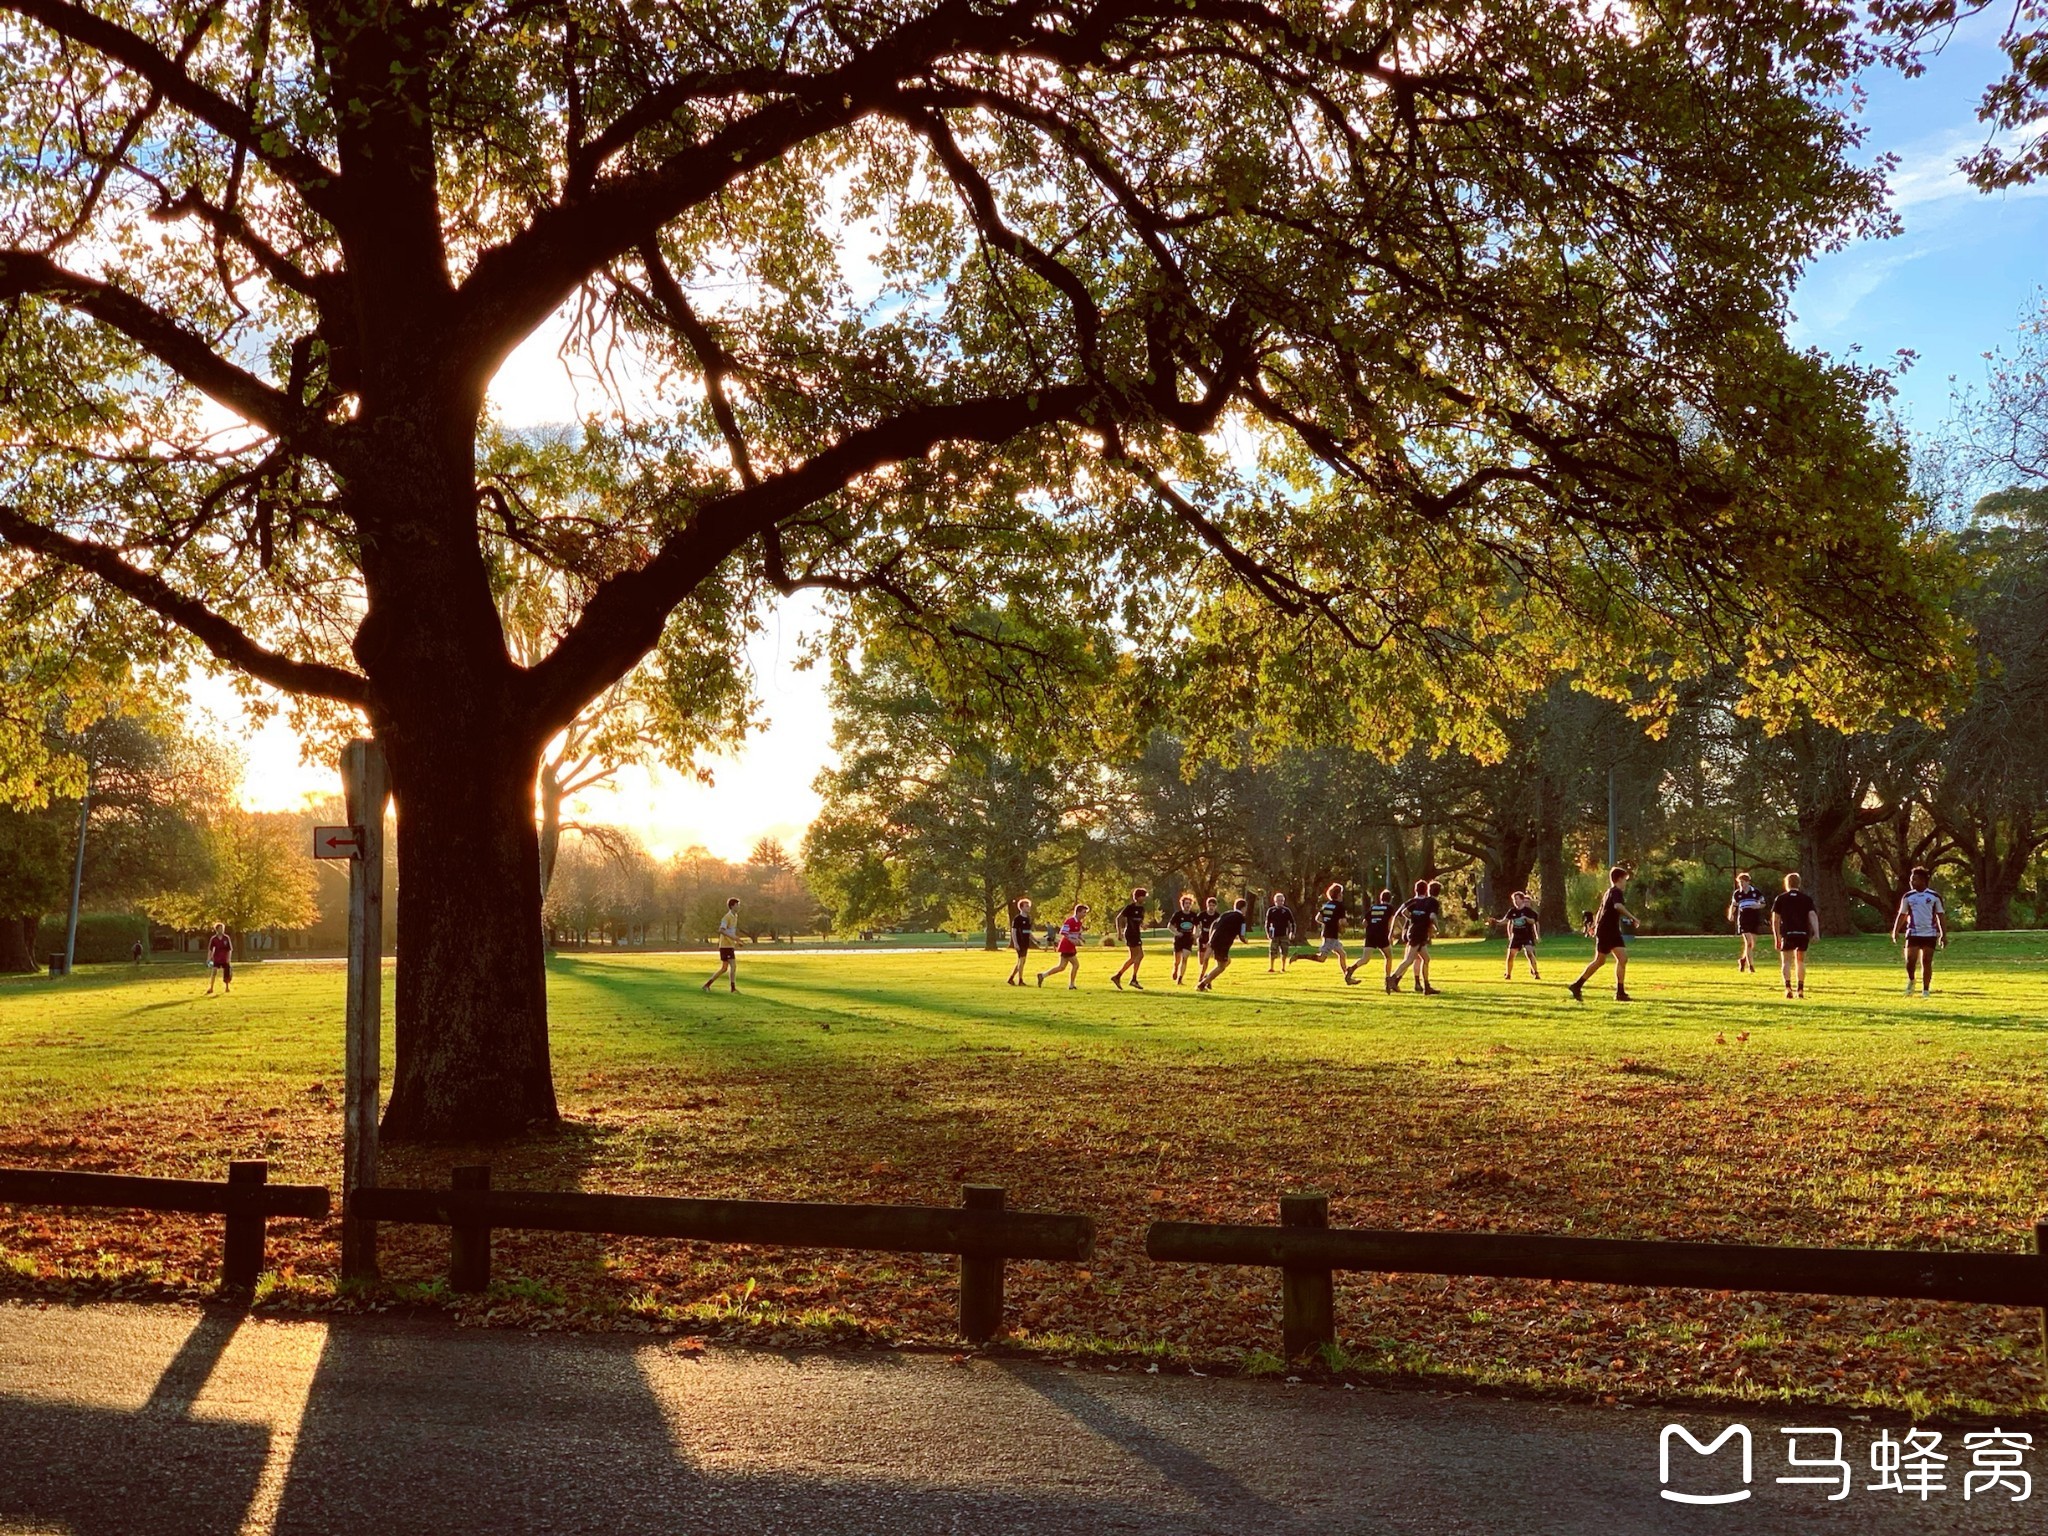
0, 1301, 2034, 1534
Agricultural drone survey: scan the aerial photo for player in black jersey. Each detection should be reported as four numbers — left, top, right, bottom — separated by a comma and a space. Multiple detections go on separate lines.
1301, 882, 1349, 978
1006, 897, 1037, 986
1727, 872, 1768, 973
1386, 879, 1443, 994
1771, 872, 1819, 999
1168, 893, 1201, 984
1342, 888, 1397, 987
1568, 866, 1636, 1002
1196, 896, 1221, 966
1108, 887, 1149, 990
1489, 891, 1542, 980
1265, 892, 1296, 972
1197, 897, 1253, 990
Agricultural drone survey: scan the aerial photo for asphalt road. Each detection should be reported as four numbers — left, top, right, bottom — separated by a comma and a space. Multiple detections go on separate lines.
0, 1300, 2035, 1535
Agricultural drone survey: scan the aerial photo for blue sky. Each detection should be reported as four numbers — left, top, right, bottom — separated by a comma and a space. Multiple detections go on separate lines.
1791, 15, 2048, 431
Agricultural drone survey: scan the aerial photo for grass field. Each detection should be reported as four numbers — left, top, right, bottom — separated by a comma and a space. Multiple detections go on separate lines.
3, 931, 2046, 1416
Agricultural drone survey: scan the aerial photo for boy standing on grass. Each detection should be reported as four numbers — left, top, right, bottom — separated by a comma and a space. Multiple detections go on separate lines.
1108, 887, 1149, 990
1567, 866, 1635, 1003
1197, 897, 1253, 991
1037, 903, 1089, 989
1264, 892, 1296, 972
1491, 891, 1542, 980
1892, 866, 1947, 996
1728, 871, 1768, 973
1771, 871, 1819, 999
703, 897, 743, 993
205, 924, 232, 994
1006, 897, 1037, 986
1168, 894, 1200, 984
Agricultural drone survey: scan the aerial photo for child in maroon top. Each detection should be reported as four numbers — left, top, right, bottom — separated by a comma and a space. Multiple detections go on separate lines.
205, 925, 233, 994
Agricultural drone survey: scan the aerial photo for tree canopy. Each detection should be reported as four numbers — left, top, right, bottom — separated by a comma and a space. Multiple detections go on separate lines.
0, 0, 1966, 1136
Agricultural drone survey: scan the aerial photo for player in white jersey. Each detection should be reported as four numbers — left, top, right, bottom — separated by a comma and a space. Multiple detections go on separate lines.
1889, 866, 1947, 996
703, 897, 743, 992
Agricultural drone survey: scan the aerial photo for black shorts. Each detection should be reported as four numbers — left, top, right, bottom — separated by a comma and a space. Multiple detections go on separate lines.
1508, 933, 1535, 951
1013, 938, 1033, 956
719, 947, 735, 963
1737, 911, 1764, 935
1596, 929, 1625, 955
1906, 935, 1939, 953
1122, 934, 1144, 951
1211, 940, 1234, 961
212, 960, 232, 982
1407, 929, 1433, 949
1364, 927, 1391, 950
1173, 936, 1195, 952
1780, 932, 1809, 953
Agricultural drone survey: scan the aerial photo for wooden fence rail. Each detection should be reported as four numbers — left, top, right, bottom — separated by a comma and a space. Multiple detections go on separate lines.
0, 1162, 331, 1293
1148, 1195, 2048, 1358
352, 1169, 1092, 1343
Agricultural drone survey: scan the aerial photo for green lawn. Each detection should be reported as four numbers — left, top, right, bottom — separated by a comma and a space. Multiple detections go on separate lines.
3, 932, 2046, 1416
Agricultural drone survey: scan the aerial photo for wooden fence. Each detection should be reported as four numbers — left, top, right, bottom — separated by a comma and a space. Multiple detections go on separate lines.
0, 1162, 330, 1292
1148, 1193, 2048, 1357
353, 1168, 1093, 1342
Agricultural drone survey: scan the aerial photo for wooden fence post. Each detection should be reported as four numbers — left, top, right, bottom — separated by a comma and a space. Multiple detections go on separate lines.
958, 1185, 1005, 1343
1280, 1192, 1335, 1359
2035, 1219, 2047, 1365
221, 1160, 268, 1294
449, 1165, 491, 1294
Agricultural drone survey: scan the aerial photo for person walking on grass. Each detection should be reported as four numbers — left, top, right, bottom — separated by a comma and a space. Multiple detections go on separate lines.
703, 897, 744, 992
204, 924, 233, 994
1197, 897, 1254, 991
1385, 880, 1442, 994
1196, 895, 1221, 973
1168, 894, 1200, 984
1006, 897, 1037, 986
1109, 887, 1149, 990
1265, 891, 1296, 973
1567, 866, 1635, 1003
1037, 903, 1089, 989
1771, 871, 1819, 999
1491, 891, 1541, 980
1301, 883, 1349, 977
1344, 888, 1397, 987
1892, 865, 1948, 996
1728, 871, 1768, 973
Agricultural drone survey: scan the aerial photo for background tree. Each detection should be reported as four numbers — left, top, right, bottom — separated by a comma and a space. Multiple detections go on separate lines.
0, 0, 1962, 1137
145, 810, 318, 952
0, 810, 68, 971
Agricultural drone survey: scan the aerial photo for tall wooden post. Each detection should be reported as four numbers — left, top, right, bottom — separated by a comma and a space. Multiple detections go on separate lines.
340, 739, 389, 1283
1280, 1192, 1335, 1359
449, 1164, 492, 1294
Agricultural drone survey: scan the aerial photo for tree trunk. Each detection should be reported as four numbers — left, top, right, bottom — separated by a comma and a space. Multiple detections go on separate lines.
538, 758, 564, 898
378, 719, 558, 1140
350, 408, 561, 1144
0, 914, 36, 973
1536, 777, 1569, 932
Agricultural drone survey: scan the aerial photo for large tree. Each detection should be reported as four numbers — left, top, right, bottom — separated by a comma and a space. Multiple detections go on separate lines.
0, 0, 1959, 1136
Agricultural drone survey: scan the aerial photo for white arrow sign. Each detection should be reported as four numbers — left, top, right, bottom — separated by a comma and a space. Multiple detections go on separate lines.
313, 825, 365, 860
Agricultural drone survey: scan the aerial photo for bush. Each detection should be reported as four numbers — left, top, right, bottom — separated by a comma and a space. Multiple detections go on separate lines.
35, 912, 150, 964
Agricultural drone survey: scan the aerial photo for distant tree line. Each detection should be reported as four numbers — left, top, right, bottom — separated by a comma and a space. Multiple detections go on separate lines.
803, 492, 2048, 947
543, 836, 826, 949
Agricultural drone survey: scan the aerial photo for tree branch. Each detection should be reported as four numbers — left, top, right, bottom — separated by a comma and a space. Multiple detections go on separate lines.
523, 383, 1095, 735
0, 251, 320, 442
0, 505, 370, 704
1, 0, 347, 226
